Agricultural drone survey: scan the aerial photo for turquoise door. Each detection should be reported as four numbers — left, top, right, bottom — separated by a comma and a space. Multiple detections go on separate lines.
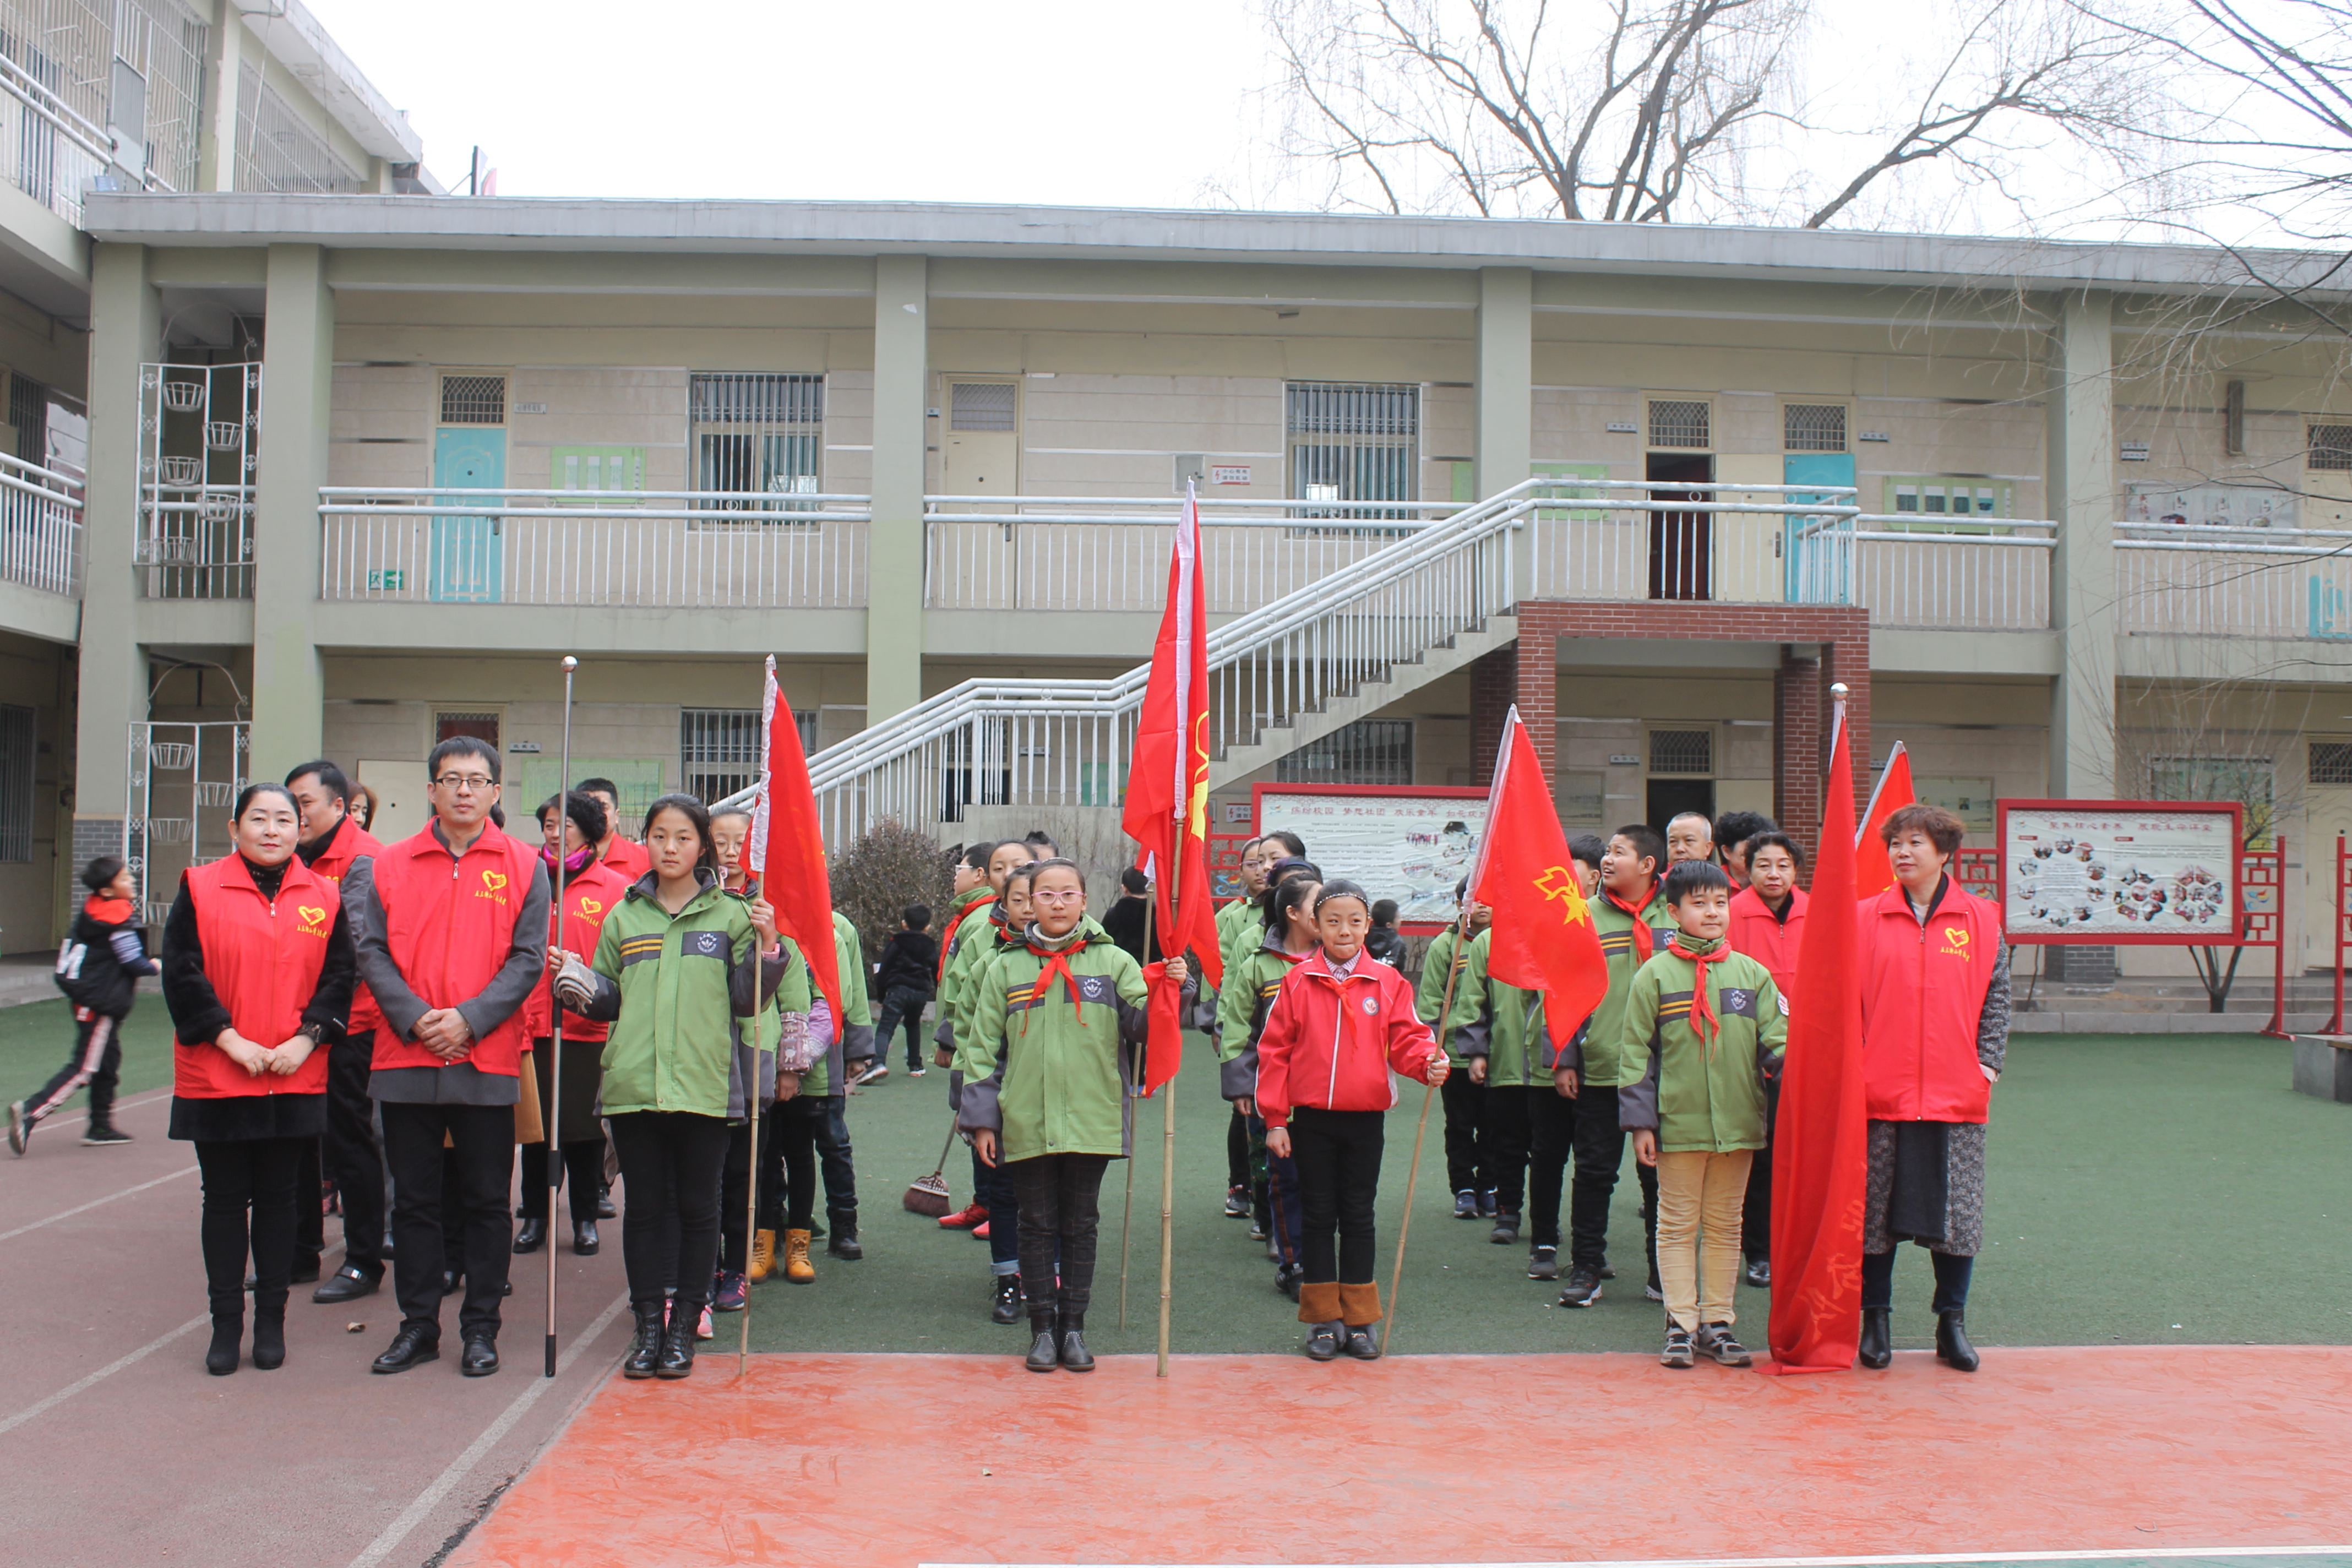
432, 427, 505, 602
1784, 452, 1856, 603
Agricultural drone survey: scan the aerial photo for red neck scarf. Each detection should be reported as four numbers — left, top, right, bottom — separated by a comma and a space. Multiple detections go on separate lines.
1607, 885, 1661, 959
939, 893, 995, 982
1023, 933, 1092, 1032
1667, 933, 1723, 1049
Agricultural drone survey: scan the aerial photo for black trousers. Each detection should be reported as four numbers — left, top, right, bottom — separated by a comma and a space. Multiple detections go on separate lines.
195, 1136, 306, 1315
1227, 1104, 1249, 1190
1008, 1152, 1111, 1322
1523, 1085, 1580, 1248
1483, 1084, 1533, 1215
1567, 1085, 1659, 1283
25, 1010, 124, 1126
519, 1139, 605, 1224
1862, 1247, 1973, 1312
381, 1101, 515, 1342
1743, 1080, 1779, 1262
874, 984, 932, 1071
608, 1110, 729, 1310
1290, 1106, 1385, 1286
322, 1030, 386, 1275
1440, 1072, 1488, 1196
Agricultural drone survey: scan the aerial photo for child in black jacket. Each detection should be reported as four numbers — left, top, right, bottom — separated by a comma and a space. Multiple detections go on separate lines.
10, 857, 159, 1154
871, 905, 939, 1077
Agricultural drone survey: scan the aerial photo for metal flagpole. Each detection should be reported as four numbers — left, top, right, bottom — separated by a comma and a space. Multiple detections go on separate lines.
545, 655, 577, 1379
1380, 901, 1473, 1357
1119, 897, 1153, 1330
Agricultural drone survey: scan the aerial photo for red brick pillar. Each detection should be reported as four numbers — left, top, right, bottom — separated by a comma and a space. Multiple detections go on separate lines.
1511, 623, 1555, 786
1823, 628, 1872, 820
1774, 649, 1822, 862
1469, 643, 1519, 787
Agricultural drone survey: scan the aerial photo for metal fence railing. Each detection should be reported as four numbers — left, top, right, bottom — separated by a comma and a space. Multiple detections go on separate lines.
0, 448, 83, 596
2117, 524, 2352, 640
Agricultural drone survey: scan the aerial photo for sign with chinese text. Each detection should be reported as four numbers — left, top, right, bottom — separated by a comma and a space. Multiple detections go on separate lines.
1997, 799, 2243, 945
1253, 785, 1489, 928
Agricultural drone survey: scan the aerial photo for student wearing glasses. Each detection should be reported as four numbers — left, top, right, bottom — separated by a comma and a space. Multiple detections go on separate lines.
344, 737, 549, 1379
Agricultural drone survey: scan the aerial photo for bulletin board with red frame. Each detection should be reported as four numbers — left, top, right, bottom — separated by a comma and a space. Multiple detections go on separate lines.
1248, 783, 1491, 933
1995, 798, 2244, 946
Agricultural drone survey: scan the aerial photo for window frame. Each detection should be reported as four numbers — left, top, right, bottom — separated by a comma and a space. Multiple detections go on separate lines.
1286, 381, 1421, 522
689, 373, 826, 525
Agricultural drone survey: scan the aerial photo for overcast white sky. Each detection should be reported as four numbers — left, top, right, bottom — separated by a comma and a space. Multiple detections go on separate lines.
300, 0, 1271, 208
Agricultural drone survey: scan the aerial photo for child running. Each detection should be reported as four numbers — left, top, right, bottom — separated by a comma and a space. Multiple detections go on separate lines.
1618, 858, 1786, 1369
11, 857, 159, 1153
1258, 879, 1447, 1361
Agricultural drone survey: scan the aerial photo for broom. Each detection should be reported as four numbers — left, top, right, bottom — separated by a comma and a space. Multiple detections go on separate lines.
902, 1119, 960, 1217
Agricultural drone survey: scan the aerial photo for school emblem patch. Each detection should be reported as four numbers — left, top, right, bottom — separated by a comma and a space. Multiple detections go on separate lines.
1721, 987, 1757, 1020
1361, 997, 1379, 1015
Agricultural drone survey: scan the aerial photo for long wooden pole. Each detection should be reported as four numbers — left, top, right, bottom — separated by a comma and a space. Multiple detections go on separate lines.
1120, 897, 1153, 1330
738, 977, 763, 1379
1381, 903, 1473, 1357
1155, 891, 1179, 1378
543, 655, 576, 1380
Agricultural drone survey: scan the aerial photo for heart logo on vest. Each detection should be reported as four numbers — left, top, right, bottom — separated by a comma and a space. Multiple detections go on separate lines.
1944, 926, 1969, 948
579, 897, 602, 916
297, 905, 328, 935
482, 870, 508, 891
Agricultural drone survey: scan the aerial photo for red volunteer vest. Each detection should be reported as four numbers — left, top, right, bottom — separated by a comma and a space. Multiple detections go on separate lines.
602, 836, 651, 883
519, 856, 628, 1042
368, 823, 541, 1077
304, 814, 385, 1036
176, 855, 337, 1101
1858, 879, 2001, 1124
1727, 884, 1807, 1000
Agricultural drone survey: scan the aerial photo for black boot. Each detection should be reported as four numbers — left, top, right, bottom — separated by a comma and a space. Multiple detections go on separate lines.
655, 1308, 697, 1379
1858, 1307, 1892, 1369
990, 1274, 1023, 1324
512, 1218, 547, 1254
827, 1219, 862, 1261
1025, 1313, 1060, 1373
251, 1297, 286, 1371
1059, 1313, 1094, 1373
205, 1310, 242, 1376
623, 1301, 666, 1380
1935, 1310, 1979, 1372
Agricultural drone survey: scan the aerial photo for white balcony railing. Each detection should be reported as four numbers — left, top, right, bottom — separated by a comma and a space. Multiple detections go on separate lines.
1804, 515, 2056, 632
2117, 524, 2352, 640
0, 449, 83, 597
0, 49, 113, 227
318, 489, 872, 608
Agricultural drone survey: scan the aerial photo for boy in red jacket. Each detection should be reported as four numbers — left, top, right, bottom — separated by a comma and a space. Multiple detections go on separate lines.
1259, 879, 1447, 1362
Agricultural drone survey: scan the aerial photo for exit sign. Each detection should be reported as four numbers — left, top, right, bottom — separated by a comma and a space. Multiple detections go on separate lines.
367, 569, 406, 591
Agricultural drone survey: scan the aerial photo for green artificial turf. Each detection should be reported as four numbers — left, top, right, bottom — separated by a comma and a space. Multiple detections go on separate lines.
0, 998, 177, 1106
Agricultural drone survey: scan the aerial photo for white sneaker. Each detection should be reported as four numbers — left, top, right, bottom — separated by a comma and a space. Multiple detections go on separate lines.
854, 1063, 890, 1086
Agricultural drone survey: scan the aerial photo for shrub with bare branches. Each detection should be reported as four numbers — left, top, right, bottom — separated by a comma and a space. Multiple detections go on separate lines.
830, 818, 957, 966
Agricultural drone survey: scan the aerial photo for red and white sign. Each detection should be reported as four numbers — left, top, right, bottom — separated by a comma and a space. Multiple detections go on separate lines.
1997, 799, 2243, 946
1210, 465, 1251, 485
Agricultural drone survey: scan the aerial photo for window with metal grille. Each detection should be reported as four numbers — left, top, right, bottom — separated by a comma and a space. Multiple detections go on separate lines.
949, 383, 1016, 432
439, 376, 507, 426
1275, 720, 1413, 787
2309, 423, 2352, 471
1784, 403, 1847, 453
2153, 755, 2273, 847
682, 709, 759, 803
691, 373, 823, 518
9, 373, 47, 469
434, 711, 500, 750
1648, 400, 1711, 449
0, 705, 30, 862
2311, 743, 2352, 785
233, 60, 363, 194
1287, 382, 1418, 521
1649, 729, 1712, 775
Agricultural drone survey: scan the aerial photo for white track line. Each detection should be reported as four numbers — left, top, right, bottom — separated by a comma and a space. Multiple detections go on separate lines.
0, 1163, 199, 1243
923, 1551, 2352, 1568
346, 1289, 631, 1568
0, 1312, 209, 1438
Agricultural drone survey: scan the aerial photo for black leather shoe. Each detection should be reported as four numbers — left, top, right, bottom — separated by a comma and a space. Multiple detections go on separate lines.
1059, 1325, 1095, 1372
655, 1317, 696, 1379
460, 1335, 500, 1376
1304, 1321, 1342, 1361
205, 1314, 242, 1376
251, 1306, 286, 1371
596, 1186, 616, 1219
1745, 1257, 1772, 1289
1936, 1310, 1979, 1372
1859, 1307, 1893, 1369
1343, 1326, 1381, 1360
623, 1303, 666, 1379
512, 1219, 547, 1255
371, 1326, 439, 1374
573, 1221, 600, 1256
441, 1268, 461, 1297
313, 1264, 380, 1304
990, 1275, 1023, 1325
1025, 1326, 1060, 1373
827, 1228, 862, 1260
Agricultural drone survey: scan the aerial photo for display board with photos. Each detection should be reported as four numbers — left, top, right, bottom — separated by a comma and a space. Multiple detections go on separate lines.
1253, 785, 1490, 929
1997, 799, 2243, 945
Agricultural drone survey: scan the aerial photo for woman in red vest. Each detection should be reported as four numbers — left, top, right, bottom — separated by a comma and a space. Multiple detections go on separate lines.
1725, 828, 1806, 1293
162, 783, 355, 1376
1856, 803, 2010, 1374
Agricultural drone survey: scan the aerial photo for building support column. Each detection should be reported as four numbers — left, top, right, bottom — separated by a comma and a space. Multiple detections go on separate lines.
868, 254, 928, 720
2049, 288, 2118, 798
197, 2, 247, 192
1773, 648, 1822, 857
71, 242, 157, 870
1476, 267, 1534, 598
1468, 643, 1518, 786
250, 243, 331, 781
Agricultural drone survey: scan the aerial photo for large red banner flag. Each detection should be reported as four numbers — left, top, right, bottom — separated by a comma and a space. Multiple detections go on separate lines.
745, 654, 843, 1016
1120, 482, 1221, 1091
1761, 694, 1869, 1374
1468, 707, 1610, 1050
1853, 741, 1914, 898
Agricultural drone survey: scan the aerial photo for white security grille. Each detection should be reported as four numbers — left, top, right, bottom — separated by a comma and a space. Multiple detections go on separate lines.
681, 707, 816, 802
1649, 400, 1711, 448
949, 382, 1016, 432
1288, 382, 1418, 519
138, 361, 259, 600
439, 375, 507, 426
1649, 729, 1712, 775
1275, 719, 1413, 786
691, 373, 823, 516
126, 721, 248, 924
1784, 404, 1847, 453
233, 59, 362, 193
0, 703, 31, 862
2311, 743, 2352, 785
2309, 424, 2352, 471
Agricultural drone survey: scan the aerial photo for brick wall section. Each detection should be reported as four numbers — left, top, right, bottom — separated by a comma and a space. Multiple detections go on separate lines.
1468, 644, 1518, 787
1510, 602, 1871, 858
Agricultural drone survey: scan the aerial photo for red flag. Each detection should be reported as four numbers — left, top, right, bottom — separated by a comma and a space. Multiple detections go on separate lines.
744, 655, 843, 1015
1853, 741, 1914, 898
1122, 483, 1222, 1091
1761, 696, 1869, 1374
1468, 708, 1609, 1049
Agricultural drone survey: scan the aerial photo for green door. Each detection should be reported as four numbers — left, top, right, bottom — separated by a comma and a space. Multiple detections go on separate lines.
432, 426, 505, 602
1784, 452, 1856, 603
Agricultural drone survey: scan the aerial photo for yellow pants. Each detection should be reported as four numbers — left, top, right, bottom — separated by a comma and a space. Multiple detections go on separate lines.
1654, 1148, 1755, 1333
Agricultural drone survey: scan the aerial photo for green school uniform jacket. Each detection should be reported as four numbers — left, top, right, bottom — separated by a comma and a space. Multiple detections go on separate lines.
802, 909, 875, 1098
1616, 936, 1787, 1154
1444, 928, 1548, 1087
935, 904, 1011, 1057
929, 889, 997, 1054
948, 921, 1029, 1078
580, 872, 799, 1121
1415, 926, 1463, 1026
1215, 925, 1311, 1100
1587, 888, 1678, 1092
716, 888, 815, 1115
956, 919, 1151, 1163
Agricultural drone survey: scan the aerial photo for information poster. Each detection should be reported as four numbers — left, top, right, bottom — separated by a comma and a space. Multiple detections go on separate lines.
1998, 800, 2242, 945
1253, 786, 1489, 928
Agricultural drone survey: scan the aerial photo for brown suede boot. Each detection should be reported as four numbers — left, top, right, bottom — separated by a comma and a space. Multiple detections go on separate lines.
748, 1229, 777, 1283
1296, 1280, 1342, 1325
1338, 1282, 1384, 1327
785, 1229, 816, 1284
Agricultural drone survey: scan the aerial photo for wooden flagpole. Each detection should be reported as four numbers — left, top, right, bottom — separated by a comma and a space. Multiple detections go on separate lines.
1119, 897, 1153, 1330
1380, 902, 1473, 1356
544, 656, 576, 1379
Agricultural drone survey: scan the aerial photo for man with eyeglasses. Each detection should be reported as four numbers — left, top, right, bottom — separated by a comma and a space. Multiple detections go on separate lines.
343, 736, 548, 1378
